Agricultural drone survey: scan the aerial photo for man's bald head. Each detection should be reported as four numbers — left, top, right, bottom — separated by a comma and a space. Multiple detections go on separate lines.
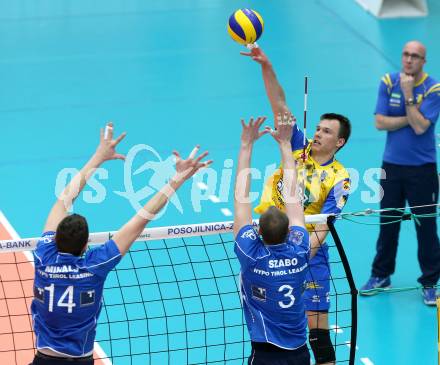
401, 40, 426, 77
403, 40, 426, 59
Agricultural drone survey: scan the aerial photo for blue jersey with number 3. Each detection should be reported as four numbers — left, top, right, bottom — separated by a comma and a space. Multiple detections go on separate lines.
234, 225, 310, 350
31, 231, 121, 357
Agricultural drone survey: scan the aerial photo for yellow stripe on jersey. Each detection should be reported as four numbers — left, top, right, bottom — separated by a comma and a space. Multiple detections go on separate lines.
382, 73, 392, 88
415, 72, 428, 87
425, 83, 440, 97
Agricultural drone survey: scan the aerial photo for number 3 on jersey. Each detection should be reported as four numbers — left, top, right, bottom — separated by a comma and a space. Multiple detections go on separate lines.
44, 284, 76, 313
278, 284, 296, 309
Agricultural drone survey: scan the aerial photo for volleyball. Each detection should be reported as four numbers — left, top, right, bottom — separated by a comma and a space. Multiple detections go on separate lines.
227, 9, 264, 45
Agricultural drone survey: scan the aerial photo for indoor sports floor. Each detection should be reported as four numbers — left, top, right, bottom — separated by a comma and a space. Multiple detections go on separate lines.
1, 0, 439, 364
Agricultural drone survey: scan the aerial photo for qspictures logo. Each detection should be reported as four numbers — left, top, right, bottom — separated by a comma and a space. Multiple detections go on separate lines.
55, 144, 386, 219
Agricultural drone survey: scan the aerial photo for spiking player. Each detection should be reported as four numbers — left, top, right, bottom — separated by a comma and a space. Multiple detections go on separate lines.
30, 123, 211, 365
241, 45, 351, 365
234, 114, 311, 365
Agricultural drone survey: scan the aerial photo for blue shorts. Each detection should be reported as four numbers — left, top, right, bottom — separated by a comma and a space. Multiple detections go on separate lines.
303, 244, 331, 311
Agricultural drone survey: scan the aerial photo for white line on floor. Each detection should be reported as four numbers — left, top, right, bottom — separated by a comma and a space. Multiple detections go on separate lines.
360, 358, 374, 365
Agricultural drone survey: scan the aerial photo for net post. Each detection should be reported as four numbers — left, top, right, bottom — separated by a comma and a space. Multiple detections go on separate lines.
327, 217, 358, 365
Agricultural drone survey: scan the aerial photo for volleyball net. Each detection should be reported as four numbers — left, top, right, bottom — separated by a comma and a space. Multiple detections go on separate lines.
0, 214, 357, 365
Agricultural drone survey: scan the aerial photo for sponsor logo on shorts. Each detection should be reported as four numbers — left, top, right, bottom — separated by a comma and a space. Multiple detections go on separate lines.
305, 281, 323, 290
251, 286, 266, 302
81, 290, 96, 306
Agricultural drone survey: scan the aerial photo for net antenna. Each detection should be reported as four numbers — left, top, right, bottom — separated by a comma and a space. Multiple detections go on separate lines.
301, 76, 309, 206
302, 76, 308, 164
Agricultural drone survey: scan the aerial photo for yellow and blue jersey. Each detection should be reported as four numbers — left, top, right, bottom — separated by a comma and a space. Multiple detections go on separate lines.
31, 231, 121, 357
255, 125, 350, 227
376, 72, 440, 165
254, 125, 350, 312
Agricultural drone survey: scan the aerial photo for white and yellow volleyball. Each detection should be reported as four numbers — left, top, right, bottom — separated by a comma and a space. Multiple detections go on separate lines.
227, 9, 264, 45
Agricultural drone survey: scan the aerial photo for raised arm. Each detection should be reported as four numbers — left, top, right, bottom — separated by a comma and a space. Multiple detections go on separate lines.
112, 146, 212, 256
44, 123, 126, 232
241, 45, 290, 127
233, 117, 268, 237
268, 113, 305, 228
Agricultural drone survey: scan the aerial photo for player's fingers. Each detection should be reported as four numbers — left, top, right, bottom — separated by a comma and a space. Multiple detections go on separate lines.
240, 51, 252, 56
258, 129, 270, 138
188, 145, 200, 159
105, 123, 114, 140
194, 151, 209, 164
114, 154, 126, 161
241, 119, 246, 129
283, 111, 290, 125
100, 128, 104, 141
198, 160, 213, 170
172, 150, 182, 161
256, 116, 267, 128
113, 132, 127, 145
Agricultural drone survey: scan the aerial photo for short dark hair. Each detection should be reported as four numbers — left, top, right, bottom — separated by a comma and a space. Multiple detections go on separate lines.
259, 206, 289, 244
320, 113, 351, 151
55, 214, 89, 256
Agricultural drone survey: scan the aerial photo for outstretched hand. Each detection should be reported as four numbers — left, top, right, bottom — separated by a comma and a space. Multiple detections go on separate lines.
240, 45, 270, 66
266, 112, 296, 145
240, 116, 268, 146
95, 122, 127, 162
172, 146, 213, 183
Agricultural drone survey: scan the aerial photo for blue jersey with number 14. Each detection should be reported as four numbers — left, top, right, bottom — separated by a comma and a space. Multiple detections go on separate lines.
234, 225, 310, 350
31, 231, 121, 357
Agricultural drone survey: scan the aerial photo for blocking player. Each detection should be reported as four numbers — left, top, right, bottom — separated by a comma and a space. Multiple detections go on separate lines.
30, 123, 211, 365
234, 114, 311, 365
241, 45, 351, 365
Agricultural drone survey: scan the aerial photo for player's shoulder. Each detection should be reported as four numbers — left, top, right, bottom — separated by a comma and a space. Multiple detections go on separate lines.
380, 72, 399, 88
236, 225, 260, 242
423, 75, 440, 97
287, 226, 309, 244
285, 226, 310, 257
34, 231, 57, 262
39, 231, 56, 242
330, 160, 350, 179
